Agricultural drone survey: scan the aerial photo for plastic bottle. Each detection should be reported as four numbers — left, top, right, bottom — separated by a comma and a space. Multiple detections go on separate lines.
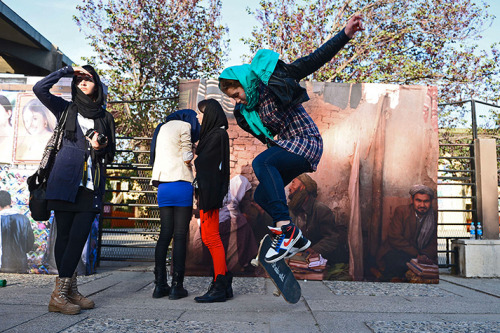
477, 222, 483, 240
470, 222, 476, 239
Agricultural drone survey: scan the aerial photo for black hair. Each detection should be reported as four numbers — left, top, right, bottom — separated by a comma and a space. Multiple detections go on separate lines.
0, 94, 13, 127
0, 190, 11, 208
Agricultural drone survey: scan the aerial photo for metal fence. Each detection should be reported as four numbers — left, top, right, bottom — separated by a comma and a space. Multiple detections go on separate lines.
98, 136, 159, 263
437, 99, 500, 267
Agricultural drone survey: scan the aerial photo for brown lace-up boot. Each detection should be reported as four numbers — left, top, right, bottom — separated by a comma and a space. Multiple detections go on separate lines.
48, 277, 81, 315
67, 272, 95, 309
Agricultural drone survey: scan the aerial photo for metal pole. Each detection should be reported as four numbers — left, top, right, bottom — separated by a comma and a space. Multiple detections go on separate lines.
470, 142, 478, 238
470, 99, 478, 238
97, 205, 104, 267
471, 99, 478, 140
446, 238, 450, 266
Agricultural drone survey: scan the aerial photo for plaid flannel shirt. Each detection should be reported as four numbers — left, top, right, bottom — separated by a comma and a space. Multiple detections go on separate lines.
257, 83, 323, 170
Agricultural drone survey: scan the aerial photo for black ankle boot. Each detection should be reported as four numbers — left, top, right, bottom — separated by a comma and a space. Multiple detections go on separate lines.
169, 271, 188, 300
152, 267, 170, 298
225, 271, 233, 299
208, 268, 232, 299
194, 274, 227, 303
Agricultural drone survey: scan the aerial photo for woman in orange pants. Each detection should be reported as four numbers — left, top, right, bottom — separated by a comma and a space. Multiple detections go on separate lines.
193, 99, 231, 303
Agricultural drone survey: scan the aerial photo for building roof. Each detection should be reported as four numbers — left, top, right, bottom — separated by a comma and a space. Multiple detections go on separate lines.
0, 1, 73, 75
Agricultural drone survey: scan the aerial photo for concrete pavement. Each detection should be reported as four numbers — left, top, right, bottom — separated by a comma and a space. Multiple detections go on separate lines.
1, 262, 499, 332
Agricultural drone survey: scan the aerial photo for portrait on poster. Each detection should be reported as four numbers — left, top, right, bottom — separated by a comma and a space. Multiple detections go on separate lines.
0, 92, 17, 163
13, 93, 57, 163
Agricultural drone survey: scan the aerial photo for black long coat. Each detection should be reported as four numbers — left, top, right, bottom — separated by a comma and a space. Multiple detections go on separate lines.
194, 100, 230, 211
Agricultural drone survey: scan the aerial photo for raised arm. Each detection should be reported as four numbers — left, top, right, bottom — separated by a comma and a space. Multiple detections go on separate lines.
286, 14, 364, 80
32, 66, 74, 119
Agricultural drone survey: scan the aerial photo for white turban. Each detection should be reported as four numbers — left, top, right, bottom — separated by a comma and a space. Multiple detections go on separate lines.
409, 184, 434, 199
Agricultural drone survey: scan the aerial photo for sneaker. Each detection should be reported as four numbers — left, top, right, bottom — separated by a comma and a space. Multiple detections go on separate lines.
284, 234, 311, 259
265, 224, 302, 263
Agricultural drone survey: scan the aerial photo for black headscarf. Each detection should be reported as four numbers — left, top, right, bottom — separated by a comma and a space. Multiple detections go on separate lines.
194, 99, 230, 210
196, 99, 229, 154
65, 65, 106, 141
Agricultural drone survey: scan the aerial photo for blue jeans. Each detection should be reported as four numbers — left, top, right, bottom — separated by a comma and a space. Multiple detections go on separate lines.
252, 146, 311, 225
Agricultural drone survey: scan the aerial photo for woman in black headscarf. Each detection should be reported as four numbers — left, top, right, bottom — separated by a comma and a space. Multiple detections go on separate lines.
33, 65, 115, 315
193, 99, 231, 303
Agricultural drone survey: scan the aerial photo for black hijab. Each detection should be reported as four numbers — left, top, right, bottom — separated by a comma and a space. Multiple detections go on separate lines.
194, 99, 230, 210
65, 65, 106, 141
196, 99, 229, 154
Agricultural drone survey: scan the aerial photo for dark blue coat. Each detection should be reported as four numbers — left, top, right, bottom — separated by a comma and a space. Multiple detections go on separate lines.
33, 66, 115, 210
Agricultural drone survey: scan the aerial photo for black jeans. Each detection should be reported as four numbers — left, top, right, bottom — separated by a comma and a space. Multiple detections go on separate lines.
54, 210, 96, 278
155, 206, 192, 274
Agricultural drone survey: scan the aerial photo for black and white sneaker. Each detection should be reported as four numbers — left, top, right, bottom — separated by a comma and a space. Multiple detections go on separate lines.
284, 234, 311, 259
264, 224, 302, 263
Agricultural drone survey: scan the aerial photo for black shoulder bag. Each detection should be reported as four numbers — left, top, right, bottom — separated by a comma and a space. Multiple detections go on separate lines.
27, 109, 69, 221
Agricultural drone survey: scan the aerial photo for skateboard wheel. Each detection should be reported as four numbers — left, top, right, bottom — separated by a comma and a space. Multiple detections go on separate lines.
273, 289, 281, 297
251, 259, 259, 267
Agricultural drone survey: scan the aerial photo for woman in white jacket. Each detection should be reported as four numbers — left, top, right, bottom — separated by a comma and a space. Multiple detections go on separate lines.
149, 109, 200, 300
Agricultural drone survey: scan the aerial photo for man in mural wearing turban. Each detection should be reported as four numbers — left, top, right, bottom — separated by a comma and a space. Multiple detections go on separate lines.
378, 185, 438, 280
287, 173, 348, 264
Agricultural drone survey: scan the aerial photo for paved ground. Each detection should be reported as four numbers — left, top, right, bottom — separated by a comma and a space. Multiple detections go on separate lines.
1, 262, 499, 333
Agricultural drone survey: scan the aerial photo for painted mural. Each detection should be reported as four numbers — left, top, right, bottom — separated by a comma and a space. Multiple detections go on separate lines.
179, 79, 439, 283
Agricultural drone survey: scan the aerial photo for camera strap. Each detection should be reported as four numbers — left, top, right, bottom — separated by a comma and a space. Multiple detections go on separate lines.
82, 160, 88, 184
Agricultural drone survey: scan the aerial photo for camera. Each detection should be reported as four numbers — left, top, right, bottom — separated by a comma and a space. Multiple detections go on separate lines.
85, 129, 107, 145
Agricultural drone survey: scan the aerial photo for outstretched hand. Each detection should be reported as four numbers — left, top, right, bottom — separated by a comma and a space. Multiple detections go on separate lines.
345, 14, 364, 38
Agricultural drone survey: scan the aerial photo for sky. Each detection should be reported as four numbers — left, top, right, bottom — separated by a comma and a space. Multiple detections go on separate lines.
4, 0, 499, 67
2, 0, 261, 67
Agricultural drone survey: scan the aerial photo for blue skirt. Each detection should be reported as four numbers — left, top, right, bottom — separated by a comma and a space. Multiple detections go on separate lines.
157, 181, 193, 207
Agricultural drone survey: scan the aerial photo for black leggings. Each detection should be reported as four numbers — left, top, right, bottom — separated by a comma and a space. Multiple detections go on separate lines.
54, 211, 96, 278
155, 206, 192, 274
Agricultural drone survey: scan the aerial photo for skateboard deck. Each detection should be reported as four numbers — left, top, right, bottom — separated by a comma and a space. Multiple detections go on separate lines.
251, 234, 301, 304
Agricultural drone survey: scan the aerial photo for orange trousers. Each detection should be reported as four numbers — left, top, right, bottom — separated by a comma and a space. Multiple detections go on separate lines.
200, 209, 227, 277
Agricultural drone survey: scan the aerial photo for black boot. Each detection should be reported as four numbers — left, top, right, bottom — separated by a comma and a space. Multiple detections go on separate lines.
169, 271, 188, 300
208, 268, 232, 299
194, 274, 227, 303
225, 271, 233, 299
152, 267, 170, 298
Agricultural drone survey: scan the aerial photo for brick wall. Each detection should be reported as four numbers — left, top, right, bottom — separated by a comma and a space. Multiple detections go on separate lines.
227, 117, 265, 189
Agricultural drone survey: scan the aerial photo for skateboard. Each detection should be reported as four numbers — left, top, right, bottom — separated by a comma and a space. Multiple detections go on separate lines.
251, 234, 301, 304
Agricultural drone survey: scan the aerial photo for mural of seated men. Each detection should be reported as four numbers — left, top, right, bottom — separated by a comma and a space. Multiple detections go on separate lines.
0, 190, 35, 273
218, 175, 258, 272
287, 173, 348, 265
377, 185, 438, 281
240, 196, 273, 245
